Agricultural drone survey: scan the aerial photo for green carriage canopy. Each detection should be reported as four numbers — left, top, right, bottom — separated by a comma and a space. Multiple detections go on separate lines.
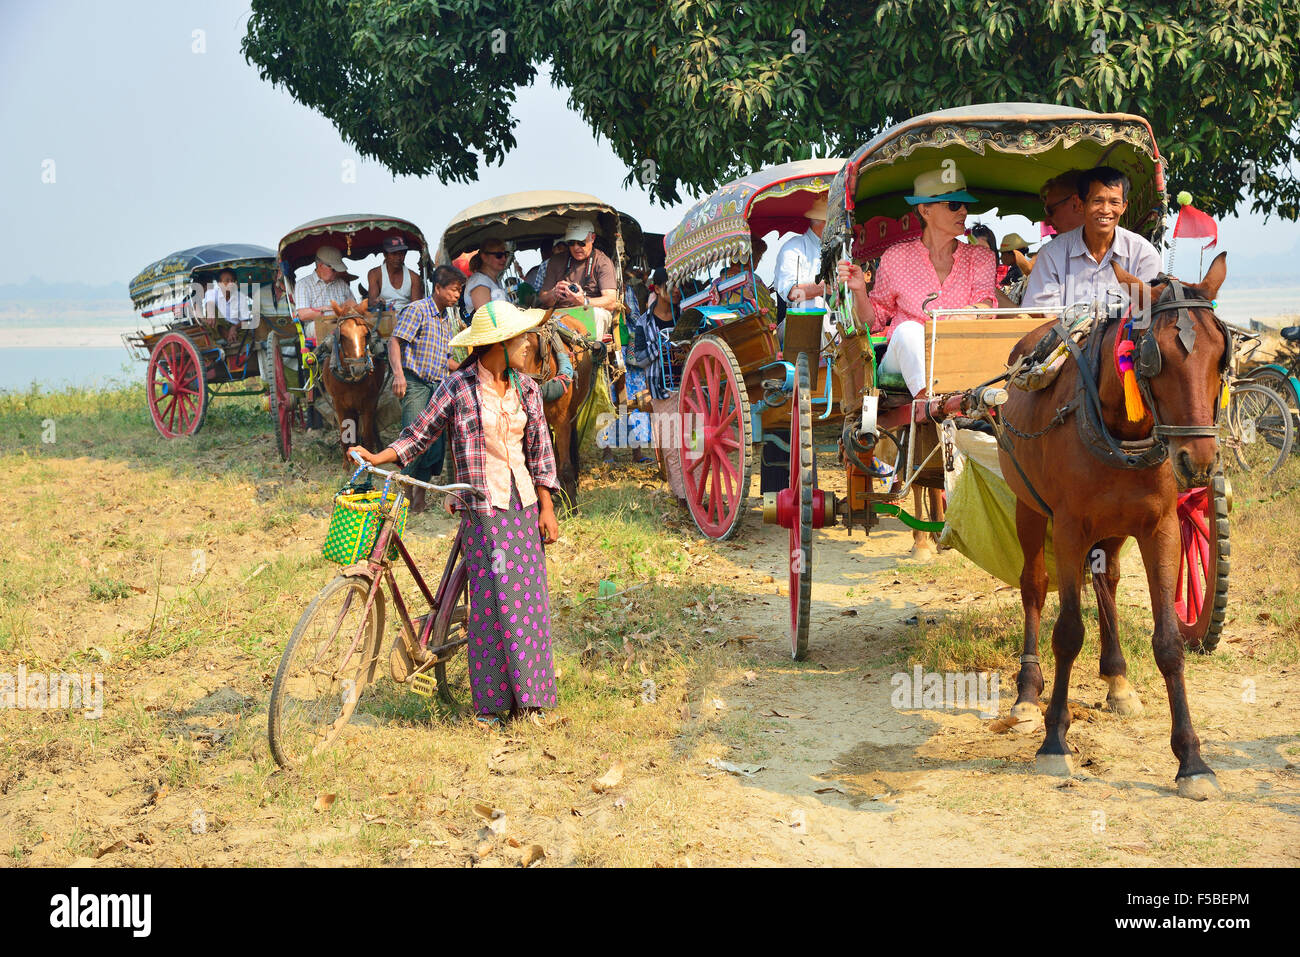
821, 103, 1167, 272
129, 244, 277, 309
664, 159, 844, 283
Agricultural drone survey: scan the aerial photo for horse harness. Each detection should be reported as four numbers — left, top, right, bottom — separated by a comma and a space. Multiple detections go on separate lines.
992, 279, 1231, 516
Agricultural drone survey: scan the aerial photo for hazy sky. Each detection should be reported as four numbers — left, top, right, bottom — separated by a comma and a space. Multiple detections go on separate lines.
3, 0, 1299, 288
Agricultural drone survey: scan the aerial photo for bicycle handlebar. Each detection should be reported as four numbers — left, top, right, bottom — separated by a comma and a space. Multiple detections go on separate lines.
348, 449, 486, 498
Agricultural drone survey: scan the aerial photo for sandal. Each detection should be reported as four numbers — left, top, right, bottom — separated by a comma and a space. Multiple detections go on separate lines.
472, 714, 504, 732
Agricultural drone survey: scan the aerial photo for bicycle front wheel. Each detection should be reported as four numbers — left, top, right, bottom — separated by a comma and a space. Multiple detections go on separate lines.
1226, 382, 1294, 476
268, 574, 386, 768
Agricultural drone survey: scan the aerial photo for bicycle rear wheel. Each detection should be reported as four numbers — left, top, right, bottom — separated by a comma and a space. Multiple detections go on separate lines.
1226, 382, 1293, 475
268, 574, 386, 768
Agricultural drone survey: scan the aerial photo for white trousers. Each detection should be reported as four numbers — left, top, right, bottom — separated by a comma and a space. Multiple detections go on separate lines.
879, 320, 927, 395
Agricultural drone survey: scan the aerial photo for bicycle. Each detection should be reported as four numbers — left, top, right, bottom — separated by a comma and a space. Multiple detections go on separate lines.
268, 451, 484, 769
1221, 324, 1294, 476
1243, 323, 1300, 426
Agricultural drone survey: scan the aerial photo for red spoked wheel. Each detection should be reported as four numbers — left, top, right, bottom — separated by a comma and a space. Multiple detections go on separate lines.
267, 332, 293, 461
679, 335, 752, 540
790, 353, 814, 660
1175, 472, 1230, 653
146, 332, 208, 438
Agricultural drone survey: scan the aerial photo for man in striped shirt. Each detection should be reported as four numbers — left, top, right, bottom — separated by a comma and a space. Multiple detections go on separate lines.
388, 265, 465, 511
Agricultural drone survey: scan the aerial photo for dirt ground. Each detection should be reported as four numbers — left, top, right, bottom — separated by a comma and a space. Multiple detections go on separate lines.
1, 414, 1298, 867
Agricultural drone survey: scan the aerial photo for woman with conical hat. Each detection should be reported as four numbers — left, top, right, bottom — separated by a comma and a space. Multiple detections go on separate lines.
351, 300, 561, 728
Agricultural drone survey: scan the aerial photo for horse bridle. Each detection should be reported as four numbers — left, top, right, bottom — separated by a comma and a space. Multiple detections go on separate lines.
1127, 277, 1231, 443
330, 316, 379, 382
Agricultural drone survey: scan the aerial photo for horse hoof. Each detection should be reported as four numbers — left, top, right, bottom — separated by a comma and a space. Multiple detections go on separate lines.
1106, 692, 1144, 717
1177, 773, 1222, 801
1009, 702, 1043, 734
910, 542, 935, 561
1036, 752, 1075, 777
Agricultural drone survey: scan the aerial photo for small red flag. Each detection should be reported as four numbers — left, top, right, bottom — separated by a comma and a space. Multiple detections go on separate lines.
1172, 204, 1218, 250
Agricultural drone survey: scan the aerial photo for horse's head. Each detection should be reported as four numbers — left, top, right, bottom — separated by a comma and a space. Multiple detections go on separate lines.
329, 301, 376, 380
1113, 253, 1230, 490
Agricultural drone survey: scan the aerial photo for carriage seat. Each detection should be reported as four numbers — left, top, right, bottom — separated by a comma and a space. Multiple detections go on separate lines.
1282, 325, 1300, 342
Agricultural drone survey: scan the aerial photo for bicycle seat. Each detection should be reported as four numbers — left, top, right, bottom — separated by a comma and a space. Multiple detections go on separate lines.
1281, 325, 1300, 342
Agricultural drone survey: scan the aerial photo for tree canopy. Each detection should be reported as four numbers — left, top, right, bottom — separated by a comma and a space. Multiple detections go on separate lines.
243, 0, 1300, 218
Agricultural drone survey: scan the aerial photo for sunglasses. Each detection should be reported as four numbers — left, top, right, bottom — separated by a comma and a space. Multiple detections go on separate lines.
1043, 195, 1075, 216
943, 201, 968, 211
565, 239, 588, 247
484, 250, 509, 259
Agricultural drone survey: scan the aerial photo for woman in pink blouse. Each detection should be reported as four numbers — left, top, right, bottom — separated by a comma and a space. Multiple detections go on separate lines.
351, 301, 561, 729
837, 166, 999, 421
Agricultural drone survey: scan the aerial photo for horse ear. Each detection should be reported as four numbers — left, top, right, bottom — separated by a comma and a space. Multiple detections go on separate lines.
1111, 261, 1153, 317
1199, 251, 1228, 301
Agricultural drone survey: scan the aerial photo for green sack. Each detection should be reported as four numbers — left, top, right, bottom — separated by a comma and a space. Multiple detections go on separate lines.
939, 458, 1060, 590
576, 362, 616, 449
322, 488, 408, 565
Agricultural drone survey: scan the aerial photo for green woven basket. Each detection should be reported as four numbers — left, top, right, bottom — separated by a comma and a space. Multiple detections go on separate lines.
322, 486, 408, 565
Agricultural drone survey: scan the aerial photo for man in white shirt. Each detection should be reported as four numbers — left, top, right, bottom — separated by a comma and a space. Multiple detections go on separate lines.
294, 245, 356, 339
203, 268, 253, 344
1021, 166, 1162, 313
774, 197, 836, 344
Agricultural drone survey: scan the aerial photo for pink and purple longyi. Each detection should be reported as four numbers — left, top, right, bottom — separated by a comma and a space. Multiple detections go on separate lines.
462, 497, 556, 715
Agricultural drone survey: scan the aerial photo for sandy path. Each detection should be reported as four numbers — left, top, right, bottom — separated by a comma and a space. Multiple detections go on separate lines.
659, 466, 1300, 867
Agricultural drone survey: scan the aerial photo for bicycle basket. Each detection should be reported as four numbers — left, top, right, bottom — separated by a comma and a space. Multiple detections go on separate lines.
322, 480, 408, 565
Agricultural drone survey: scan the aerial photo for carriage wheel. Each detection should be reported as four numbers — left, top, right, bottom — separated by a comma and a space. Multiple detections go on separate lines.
268, 333, 292, 461
1175, 472, 1229, 653
146, 332, 208, 438
790, 353, 814, 660
679, 335, 752, 540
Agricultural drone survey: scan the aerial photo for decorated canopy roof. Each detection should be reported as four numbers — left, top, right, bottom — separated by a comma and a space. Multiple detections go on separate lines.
277, 214, 430, 276
664, 159, 843, 283
437, 191, 636, 266
129, 243, 276, 308
821, 103, 1167, 269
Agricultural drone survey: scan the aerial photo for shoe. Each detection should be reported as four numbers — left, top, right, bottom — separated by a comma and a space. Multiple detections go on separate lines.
410, 486, 427, 513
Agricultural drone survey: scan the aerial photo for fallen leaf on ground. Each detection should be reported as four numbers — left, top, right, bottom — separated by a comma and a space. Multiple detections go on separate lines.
987, 716, 1023, 733
473, 804, 508, 835
592, 761, 625, 793
313, 793, 337, 812
705, 758, 765, 777
95, 840, 126, 859
814, 786, 844, 794
521, 844, 546, 867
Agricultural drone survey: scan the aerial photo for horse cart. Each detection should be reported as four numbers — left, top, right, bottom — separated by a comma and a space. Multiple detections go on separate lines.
651, 160, 843, 539
757, 103, 1231, 662
126, 244, 291, 442
436, 191, 654, 503
275, 214, 432, 461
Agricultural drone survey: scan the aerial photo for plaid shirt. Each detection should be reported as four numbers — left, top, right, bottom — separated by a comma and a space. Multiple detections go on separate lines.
295, 272, 355, 311
389, 361, 559, 516
391, 297, 453, 382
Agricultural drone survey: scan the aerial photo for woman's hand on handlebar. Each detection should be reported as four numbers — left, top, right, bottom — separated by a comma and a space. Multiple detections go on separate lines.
348, 445, 397, 467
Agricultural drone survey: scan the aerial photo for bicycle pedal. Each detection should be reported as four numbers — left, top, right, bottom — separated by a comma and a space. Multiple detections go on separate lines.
409, 673, 438, 698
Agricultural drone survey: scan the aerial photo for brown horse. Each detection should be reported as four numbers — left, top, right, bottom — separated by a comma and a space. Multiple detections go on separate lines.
506, 313, 600, 508
996, 254, 1229, 800
322, 300, 385, 467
